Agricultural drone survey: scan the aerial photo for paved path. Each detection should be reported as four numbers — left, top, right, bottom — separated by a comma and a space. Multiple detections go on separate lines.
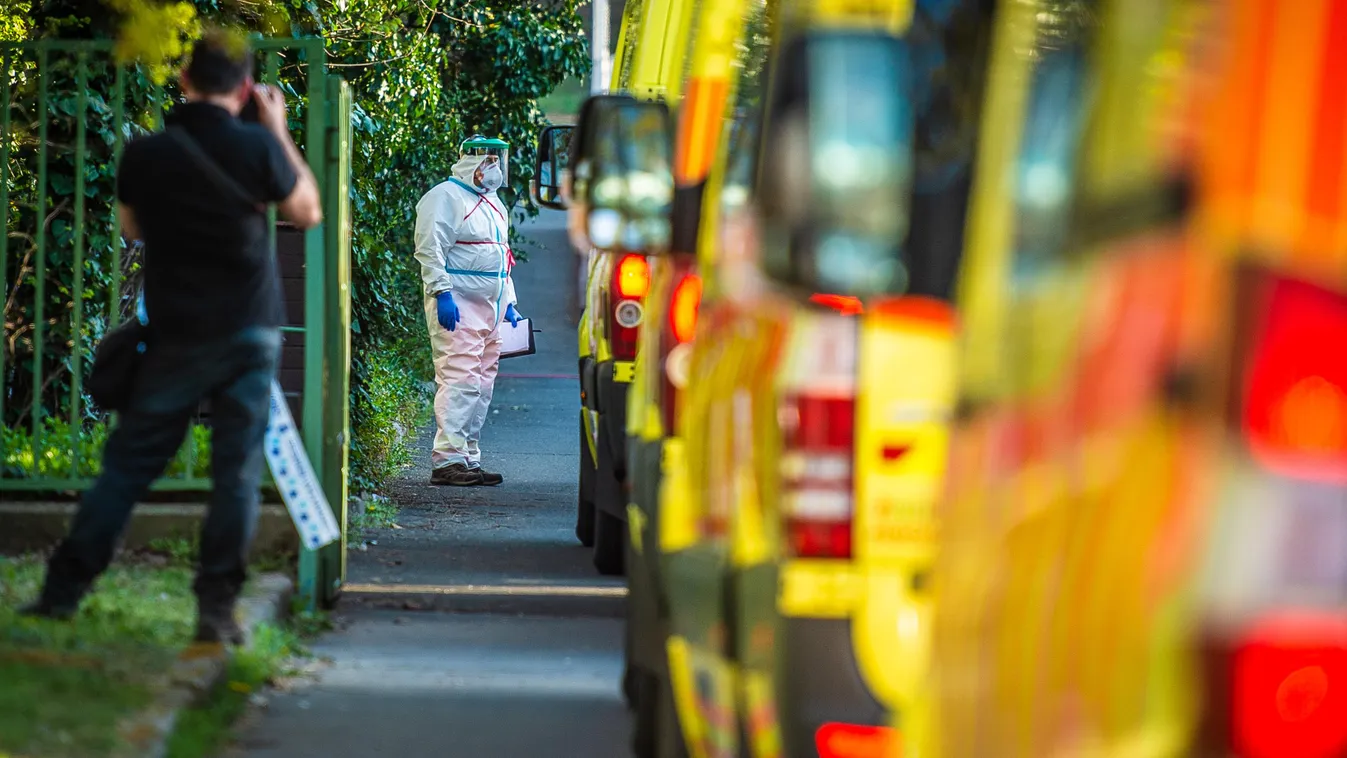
229, 210, 633, 758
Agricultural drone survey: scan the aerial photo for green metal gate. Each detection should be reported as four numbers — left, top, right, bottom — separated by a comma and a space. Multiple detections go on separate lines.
0, 37, 352, 608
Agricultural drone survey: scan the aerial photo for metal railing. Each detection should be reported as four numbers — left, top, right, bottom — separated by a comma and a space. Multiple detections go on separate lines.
1, 36, 353, 605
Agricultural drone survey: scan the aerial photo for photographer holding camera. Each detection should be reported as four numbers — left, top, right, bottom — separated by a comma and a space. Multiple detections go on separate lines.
23, 30, 322, 644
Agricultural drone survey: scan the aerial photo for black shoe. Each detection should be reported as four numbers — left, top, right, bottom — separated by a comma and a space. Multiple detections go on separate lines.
431, 463, 483, 487
194, 605, 244, 646
471, 466, 504, 486
19, 599, 78, 621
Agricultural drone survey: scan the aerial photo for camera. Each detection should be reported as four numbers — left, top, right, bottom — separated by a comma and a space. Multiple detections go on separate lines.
240, 88, 260, 123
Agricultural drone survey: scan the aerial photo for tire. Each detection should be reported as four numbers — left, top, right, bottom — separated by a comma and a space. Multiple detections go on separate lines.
623, 608, 640, 709
593, 508, 626, 576
633, 670, 690, 758
577, 413, 597, 547
659, 675, 690, 758
632, 670, 659, 758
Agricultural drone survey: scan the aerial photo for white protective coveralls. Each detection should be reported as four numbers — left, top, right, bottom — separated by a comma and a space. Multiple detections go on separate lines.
415, 155, 518, 470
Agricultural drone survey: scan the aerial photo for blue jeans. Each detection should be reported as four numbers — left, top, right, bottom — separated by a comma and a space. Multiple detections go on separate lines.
43, 327, 281, 607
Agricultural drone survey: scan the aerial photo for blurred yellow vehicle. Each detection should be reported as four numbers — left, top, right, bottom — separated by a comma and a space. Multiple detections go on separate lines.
928, 0, 1206, 753
621, 1, 776, 757
659, 1, 998, 756
532, 0, 695, 577
927, 0, 1347, 756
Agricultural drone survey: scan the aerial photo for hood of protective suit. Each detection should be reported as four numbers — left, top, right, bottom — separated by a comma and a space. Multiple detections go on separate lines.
452, 155, 494, 193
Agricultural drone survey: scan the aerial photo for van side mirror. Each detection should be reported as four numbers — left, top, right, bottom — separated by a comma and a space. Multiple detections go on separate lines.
532, 125, 574, 211
755, 31, 915, 297
581, 100, 674, 254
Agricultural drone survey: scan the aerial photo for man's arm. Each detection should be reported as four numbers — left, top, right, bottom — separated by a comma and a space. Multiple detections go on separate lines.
253, 85, 322, 229
116, 203, 141, 242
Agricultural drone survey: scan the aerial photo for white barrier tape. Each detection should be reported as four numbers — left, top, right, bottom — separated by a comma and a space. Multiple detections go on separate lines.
265, 381, 342, 550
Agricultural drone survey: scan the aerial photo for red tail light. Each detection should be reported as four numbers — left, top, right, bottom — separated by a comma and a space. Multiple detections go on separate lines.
815, 722, 900, 758
609, 254, 648, 361
1228, 613, 1347, 758
1240, 273, 1347, 482
617, 253, 650, 299
780, 393, 855, 559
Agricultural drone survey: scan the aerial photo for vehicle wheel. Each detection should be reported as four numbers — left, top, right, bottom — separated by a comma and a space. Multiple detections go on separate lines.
576, 414, 597, 547
633, 670, 689, 758
623, 663, 639, 710
631, 670, 659, 758
658, 675, 690, 758
623, 613, 639, 709
593, 508, 626, 576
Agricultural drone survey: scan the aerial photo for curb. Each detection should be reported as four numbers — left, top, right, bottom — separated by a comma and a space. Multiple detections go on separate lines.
115, 573, 295, 758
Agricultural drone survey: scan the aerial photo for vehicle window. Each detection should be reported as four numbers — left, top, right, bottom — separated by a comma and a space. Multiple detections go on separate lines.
616, 0, 644, 92
718, 0, 771, 213
678, 0, 707, 91
1009, 5, 1092, 280
904, 0, 997, 299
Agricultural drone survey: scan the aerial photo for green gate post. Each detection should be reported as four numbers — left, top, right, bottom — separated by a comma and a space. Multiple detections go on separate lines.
319, 76, 353, 605
1, 40, 351, 610
282, 37, 329, 610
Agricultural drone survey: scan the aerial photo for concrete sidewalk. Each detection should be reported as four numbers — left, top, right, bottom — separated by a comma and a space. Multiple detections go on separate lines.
227, 211, 634, 757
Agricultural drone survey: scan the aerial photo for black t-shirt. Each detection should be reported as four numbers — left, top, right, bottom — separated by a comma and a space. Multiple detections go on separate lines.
116, 102, 298, 341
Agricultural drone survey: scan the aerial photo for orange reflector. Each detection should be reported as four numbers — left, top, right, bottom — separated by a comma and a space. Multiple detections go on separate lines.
815, 722, 901, 758
810, 293, 865, 315
675, 77, 730, 184
617, 254, 650, 299
670, 274, 703, 344
871, 296, 956, 330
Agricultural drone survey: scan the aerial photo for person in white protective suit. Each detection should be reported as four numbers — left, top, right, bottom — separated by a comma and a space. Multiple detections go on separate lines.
415, 136, 525, 487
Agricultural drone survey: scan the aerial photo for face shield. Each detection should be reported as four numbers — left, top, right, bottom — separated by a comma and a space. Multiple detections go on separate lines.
461, 135, 510, 191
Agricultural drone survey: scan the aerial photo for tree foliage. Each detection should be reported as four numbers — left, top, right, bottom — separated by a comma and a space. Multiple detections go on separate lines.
2, 0, 588, 490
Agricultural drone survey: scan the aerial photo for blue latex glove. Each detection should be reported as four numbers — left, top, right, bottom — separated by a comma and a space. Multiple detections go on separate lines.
436, 291, 460, 332
505, 303, 523, 328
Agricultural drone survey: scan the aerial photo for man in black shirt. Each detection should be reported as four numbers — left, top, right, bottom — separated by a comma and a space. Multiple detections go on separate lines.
23, 31, 322, 644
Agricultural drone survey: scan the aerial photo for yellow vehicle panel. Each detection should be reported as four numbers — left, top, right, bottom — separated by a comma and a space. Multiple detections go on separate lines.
929, 0, 1206, 754
852, 299, 956, 713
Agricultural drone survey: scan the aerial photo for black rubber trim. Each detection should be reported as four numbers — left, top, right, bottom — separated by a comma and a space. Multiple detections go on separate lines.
1068, 174, 1193, 252
778, 617, 888, 756
581, 357, 600, 412
597, 361, 628, 476
670, 182, 706, 257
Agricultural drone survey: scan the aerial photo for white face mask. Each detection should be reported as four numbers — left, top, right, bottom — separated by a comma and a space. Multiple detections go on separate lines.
480, 162, 504, 192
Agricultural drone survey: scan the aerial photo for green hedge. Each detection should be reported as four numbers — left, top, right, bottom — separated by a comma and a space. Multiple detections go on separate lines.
2, 0, 589, 493
1, 419, 212, 480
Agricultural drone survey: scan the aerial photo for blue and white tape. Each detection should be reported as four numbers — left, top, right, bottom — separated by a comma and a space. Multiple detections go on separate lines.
265, 381, 342, 550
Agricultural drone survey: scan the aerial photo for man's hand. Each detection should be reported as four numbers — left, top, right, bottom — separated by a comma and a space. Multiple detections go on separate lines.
256, 84, 323, 230
252, 84, 289, 139
505, 303, 523, 328
116, 203, 141, 243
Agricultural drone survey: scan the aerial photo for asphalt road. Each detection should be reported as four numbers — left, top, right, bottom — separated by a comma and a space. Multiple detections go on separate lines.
229, 209, 632, 758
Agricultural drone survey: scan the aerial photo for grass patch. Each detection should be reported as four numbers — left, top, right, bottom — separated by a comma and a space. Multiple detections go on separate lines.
138, 536, 296, 576
2, 420, 212, 480
349, 493, 399, 535
0, 555, 196, 758
164, 624, 304, 758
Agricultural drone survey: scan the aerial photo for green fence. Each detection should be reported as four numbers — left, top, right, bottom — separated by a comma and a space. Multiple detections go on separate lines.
0, 37, 352, 607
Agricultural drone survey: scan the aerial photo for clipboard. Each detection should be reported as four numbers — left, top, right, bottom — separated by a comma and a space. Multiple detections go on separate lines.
500, 317, 538, 359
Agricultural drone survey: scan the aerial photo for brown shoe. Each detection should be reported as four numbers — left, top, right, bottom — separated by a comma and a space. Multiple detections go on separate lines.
472, 466, 504, 486
431, 463, 483, 487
